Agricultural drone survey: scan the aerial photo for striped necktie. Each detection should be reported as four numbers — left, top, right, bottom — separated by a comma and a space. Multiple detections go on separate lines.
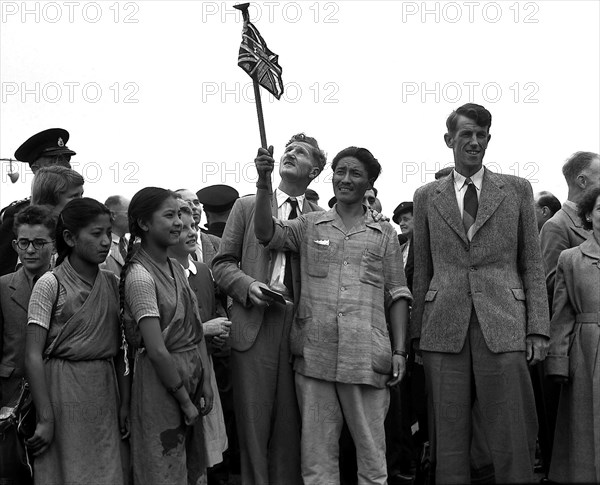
463, 178, 478, 240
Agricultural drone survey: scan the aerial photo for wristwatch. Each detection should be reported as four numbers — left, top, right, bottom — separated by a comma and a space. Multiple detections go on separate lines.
393, 350, 408, 359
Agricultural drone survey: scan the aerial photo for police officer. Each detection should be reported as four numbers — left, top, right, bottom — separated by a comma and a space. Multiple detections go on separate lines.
0, 129, 76, 276
196, 184, 239, 238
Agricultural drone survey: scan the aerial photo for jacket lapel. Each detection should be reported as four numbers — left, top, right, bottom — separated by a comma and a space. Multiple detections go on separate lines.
579, 236, 600, 261
9, 269, 31, 313
433, 175, 468, 244
470, 168, 506, 239
563, 203, 593, 241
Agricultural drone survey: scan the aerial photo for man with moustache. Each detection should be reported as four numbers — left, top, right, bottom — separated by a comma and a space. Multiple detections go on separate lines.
411, 103, 549, 483
211, 133, 325, 485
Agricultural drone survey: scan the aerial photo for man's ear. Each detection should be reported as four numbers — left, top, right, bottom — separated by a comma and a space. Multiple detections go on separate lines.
444, 133, 453, 148
576, 174, 587, 190
309, 166, 320, 181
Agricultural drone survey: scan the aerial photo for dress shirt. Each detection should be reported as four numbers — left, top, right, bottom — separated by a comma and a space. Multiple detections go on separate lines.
269, 189, 305, 287
453, 166, 484, 216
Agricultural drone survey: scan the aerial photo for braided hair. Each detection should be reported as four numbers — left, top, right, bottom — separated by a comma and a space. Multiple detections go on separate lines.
55, 198, 111, 266
118, 187, 178, 374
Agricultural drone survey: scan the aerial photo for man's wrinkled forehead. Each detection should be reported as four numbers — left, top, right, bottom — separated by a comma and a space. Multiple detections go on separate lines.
286, 141, 314, 154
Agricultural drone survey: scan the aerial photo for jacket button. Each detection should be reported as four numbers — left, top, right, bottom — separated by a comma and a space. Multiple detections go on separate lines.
465, 245, 470, 251
470, 266, 477, 272
467, 291, 472, 296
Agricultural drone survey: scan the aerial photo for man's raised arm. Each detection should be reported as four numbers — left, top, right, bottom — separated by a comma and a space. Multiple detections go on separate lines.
254, 146, 276, 244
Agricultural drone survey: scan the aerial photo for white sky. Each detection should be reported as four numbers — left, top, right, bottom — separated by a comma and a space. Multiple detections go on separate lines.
1, 0, 599, 224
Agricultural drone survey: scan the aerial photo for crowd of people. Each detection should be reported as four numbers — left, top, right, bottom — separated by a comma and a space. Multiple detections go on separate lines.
0, 103, 599, 485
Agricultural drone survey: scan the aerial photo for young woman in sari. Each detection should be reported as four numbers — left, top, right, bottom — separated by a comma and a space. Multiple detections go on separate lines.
25, 197, 128, 485
120, 187, 213, 485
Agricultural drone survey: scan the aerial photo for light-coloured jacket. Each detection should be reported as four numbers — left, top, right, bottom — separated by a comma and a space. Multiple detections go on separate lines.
411, 168, 549, 353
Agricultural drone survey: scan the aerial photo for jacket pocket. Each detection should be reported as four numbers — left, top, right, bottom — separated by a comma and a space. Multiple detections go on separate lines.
306, 242, 330, 278
424, 290, 438, 302
511, 288, 526, 301
359, 248, 384, 288
0, 363, 15, 378
371, 325, 392, 374
290, 315, 310, 356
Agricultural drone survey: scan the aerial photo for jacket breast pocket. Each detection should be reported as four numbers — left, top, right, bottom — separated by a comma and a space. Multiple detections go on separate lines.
306, 242, 330, 278
359, 248, 384, 288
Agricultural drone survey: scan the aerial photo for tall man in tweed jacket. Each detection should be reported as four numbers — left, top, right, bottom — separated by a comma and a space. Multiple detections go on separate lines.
211, 134, 325, 485
411, 104, 550, 484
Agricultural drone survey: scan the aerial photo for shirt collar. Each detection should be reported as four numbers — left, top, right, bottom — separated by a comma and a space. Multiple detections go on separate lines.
453, 166, 484, 191
111, 233, 129, 244
276, 188, 305, 212
315, 206, 383, 234
564, 199, 577, 211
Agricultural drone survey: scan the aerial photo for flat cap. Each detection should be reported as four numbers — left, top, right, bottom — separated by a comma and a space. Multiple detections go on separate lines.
392, 201, 413, 225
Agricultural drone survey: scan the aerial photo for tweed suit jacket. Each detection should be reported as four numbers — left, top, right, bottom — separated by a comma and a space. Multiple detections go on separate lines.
211, 193, 321, 351
0, 268, 33, 380
200, 232, 220, 266
411, 168, 549, 353
539, 203, 592, 309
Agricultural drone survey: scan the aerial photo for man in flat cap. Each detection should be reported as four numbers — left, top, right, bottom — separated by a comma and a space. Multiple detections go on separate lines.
212, 134, 325, 485
197, 184, 240, 238
0, 128, 76, 276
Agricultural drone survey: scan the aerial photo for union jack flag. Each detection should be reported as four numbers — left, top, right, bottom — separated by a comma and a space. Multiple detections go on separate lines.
235, 3, 284, 100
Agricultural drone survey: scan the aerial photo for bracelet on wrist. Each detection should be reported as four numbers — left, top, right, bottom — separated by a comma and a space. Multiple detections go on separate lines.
393, 350, 408, 359
167, 379, 184, 395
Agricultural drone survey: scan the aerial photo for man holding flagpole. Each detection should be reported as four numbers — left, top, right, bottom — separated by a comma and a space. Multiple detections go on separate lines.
211, 134, 326, 485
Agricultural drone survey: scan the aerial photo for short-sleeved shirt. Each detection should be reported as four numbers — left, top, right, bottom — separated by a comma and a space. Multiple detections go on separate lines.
268, 206, 412, 388
124, 263, 161, 325
28, 258, 95, 330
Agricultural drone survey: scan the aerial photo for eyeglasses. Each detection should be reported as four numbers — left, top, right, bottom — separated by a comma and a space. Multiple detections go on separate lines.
14, 239, 54, 250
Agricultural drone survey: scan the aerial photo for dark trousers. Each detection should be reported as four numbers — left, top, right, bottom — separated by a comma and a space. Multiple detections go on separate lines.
231, 302, 302, 485
423, 311, 538, 484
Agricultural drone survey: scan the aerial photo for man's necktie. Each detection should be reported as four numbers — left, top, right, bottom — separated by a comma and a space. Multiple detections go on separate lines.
283, 198, 299, 295
463, 178, 478, 240
119, 235, 128, 262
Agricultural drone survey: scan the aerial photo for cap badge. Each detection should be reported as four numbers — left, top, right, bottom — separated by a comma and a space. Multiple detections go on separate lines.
57, 137, 64, 147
